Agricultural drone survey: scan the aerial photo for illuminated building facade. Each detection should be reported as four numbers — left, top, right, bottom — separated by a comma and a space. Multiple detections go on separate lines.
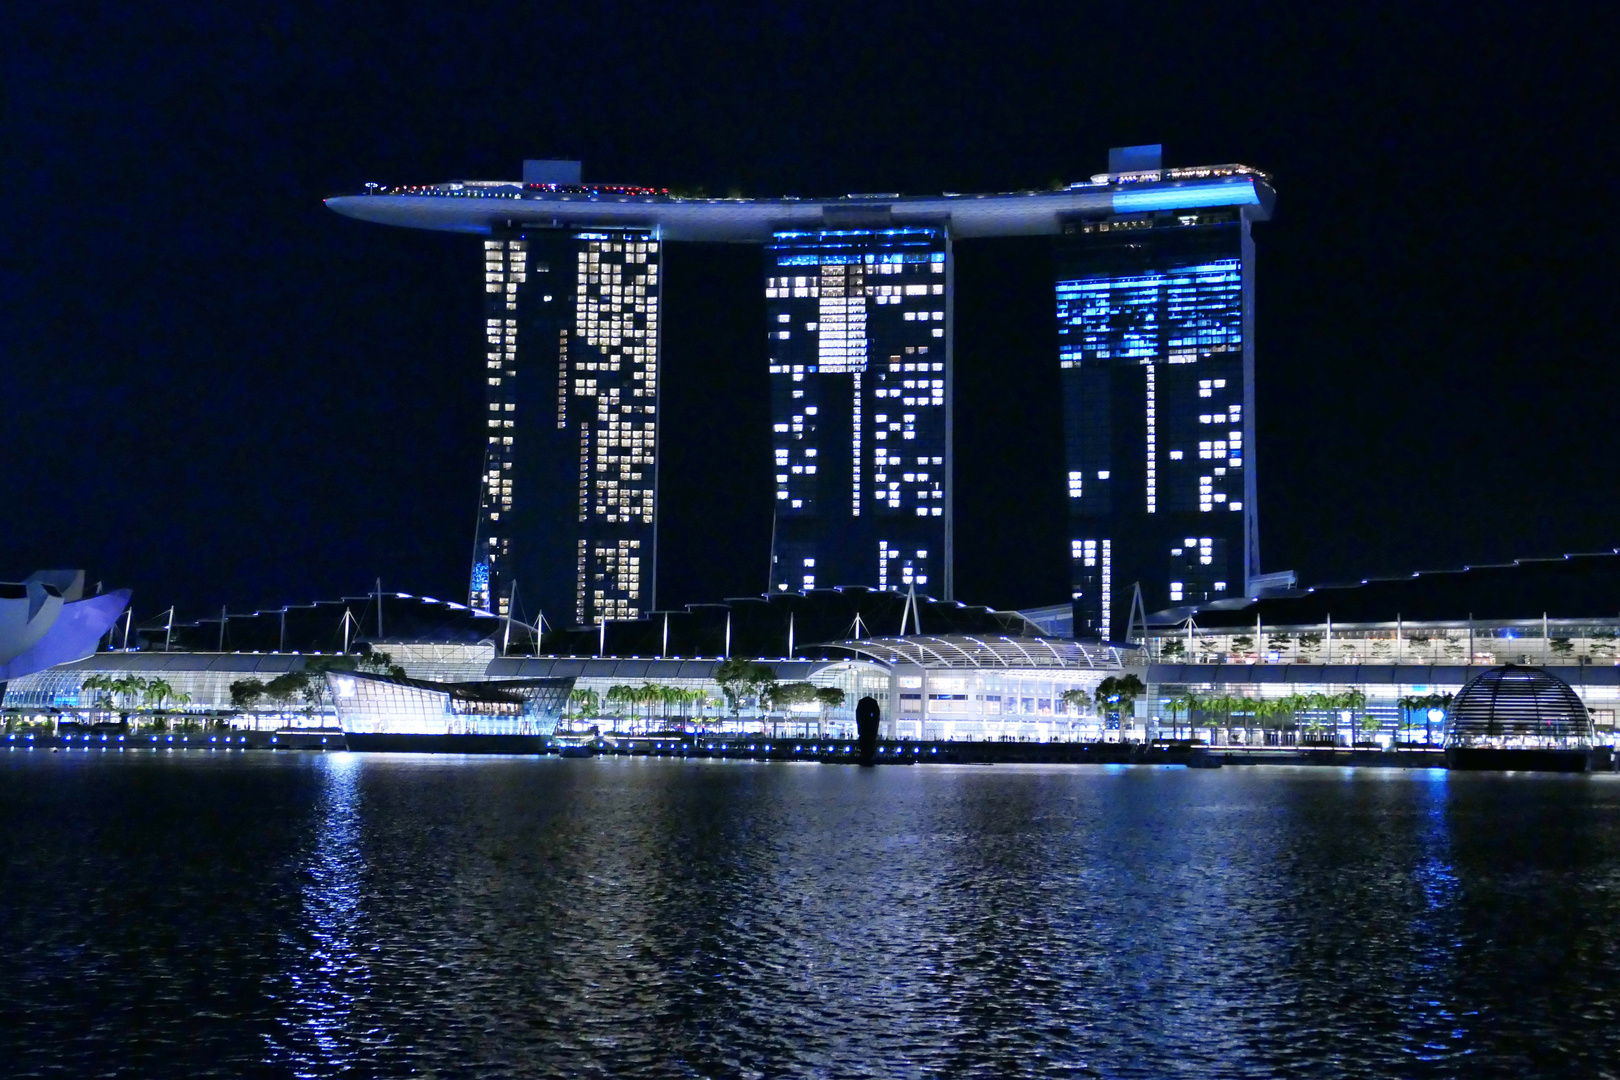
1055, 146, 1272, 639
469, 226, 661, 627
328, 152, 1273, 638
765, 227, 952, 597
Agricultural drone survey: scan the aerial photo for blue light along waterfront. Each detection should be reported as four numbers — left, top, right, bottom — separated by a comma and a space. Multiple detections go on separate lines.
6, 752, 1620, 1077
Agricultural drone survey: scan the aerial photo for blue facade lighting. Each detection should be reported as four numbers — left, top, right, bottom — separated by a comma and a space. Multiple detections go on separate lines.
1055, 197, 1268, 639
1111, 181, 1261, 214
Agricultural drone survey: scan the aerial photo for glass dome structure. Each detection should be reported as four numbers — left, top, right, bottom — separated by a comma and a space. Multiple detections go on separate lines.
1443, 665, 1593, 750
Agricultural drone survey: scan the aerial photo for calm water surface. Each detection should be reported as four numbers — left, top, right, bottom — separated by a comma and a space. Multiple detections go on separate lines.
4, 751, 1620, 1078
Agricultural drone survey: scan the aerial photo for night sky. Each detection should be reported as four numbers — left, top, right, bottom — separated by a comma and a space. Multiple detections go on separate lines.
5, 3, 1612, 623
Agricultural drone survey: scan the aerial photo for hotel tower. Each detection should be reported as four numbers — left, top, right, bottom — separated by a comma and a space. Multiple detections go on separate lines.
327, 151, 1273, 636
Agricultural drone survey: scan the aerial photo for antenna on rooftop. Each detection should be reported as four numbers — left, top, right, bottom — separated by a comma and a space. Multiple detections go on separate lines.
901, 584, 922, 637
503, 580, 522, 657
1125, 582, 1148, 645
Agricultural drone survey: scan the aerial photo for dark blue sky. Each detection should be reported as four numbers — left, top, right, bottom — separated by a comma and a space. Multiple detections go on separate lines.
4, 2, 1613, 621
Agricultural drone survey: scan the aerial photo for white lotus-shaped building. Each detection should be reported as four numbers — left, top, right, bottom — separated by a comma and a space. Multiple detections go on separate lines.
0, 571, 131, 682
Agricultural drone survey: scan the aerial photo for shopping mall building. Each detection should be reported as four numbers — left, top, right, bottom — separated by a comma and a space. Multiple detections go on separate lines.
1, 589, 1127, 741
1128, 552, 1620, 746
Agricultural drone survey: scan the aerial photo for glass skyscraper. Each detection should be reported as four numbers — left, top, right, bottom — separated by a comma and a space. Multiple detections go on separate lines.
469, 227, 661, 627
764, 227, 953, 598
1055, 172, 1266, 639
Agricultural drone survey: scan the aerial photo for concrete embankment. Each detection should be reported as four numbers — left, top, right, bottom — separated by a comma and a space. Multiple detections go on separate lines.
13, 729, 1610, 770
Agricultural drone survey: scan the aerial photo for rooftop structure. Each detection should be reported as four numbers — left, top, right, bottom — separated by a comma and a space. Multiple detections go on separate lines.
131, 590, 518, 654
325, 162, 1275, 241
1146, 550, 1620, 632
106, 585, 1060, 661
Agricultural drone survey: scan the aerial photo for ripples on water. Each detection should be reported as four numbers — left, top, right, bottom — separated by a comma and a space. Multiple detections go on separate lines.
5, 753, 1620, 1078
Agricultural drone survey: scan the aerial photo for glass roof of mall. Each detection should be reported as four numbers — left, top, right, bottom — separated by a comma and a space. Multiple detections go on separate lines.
828, 636, 1127, 671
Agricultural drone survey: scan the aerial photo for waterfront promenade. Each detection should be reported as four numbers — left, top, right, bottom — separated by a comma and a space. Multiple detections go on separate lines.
9, 727, 1528, 768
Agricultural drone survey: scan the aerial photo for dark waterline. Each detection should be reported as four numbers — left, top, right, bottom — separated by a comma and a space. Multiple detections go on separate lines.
4, 753, 1619, 1078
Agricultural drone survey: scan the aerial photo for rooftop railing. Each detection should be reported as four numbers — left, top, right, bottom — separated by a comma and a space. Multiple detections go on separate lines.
1147, 626, 1619, 668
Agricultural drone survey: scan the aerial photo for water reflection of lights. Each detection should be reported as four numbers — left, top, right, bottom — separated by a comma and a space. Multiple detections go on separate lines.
266, 753, 367, 1076
1403, 770, 1463, 1066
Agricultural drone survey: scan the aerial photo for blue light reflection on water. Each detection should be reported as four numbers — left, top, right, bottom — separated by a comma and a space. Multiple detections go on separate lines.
7, 756, 1620, 1077
1405, 766, 1464, 1065
263, 753, 368, 1076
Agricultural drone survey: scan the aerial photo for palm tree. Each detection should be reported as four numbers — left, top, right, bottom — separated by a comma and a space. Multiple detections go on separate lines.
142, 677, 175, 721
1292, 693, 1319, 744
662, 685, 680, 731
567, 687, 600, 724
166, 690, 193, 731
111, 674, 149, 722
1179, 693, 1205, 744
677, 687, 697, 733
1397, 694, 1420, 744
81, 673, 118, 723
1282, 693, 1311, 744
1177, 692, 1202, 742
659, 684, 680, 730
1224, 694, 1243, 743
1159, 693, 1180, 739
1200, 693, 1226, 742
1341, 689, 1368, 746
1251, 697, 1277, 745
1229, 695, 1252, 744
603, 685, 631, 731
